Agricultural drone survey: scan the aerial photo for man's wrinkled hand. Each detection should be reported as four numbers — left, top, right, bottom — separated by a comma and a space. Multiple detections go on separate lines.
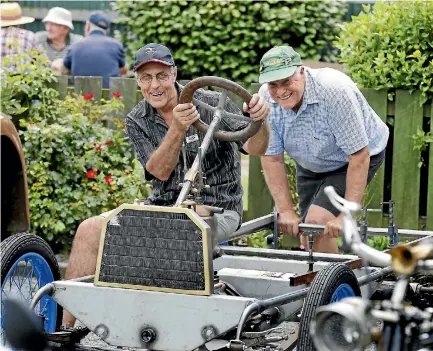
324, 216, 343, 237
278, 211, 301, 236
243, 93, 270, 122
172, 103, 200, 132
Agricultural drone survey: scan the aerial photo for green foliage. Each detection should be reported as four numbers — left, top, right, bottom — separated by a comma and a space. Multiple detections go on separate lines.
336, 0, 433, 104
20, 94, 152, 250
283, 154, 300, 215
412, 127, 433, 168
113, 0, 347, 84
1, 47, 58, 117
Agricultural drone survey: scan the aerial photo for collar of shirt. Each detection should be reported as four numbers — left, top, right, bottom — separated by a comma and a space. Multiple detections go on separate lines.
295, 68, 319, 115
88, 29, 106, 36
47, 32, 71, 49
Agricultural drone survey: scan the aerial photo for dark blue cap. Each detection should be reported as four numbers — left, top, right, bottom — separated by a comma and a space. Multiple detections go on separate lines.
88, 11, 110, 30
134, 43, 175, 72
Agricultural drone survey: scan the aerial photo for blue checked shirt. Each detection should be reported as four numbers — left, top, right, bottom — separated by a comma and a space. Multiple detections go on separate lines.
260, 68, 389, 173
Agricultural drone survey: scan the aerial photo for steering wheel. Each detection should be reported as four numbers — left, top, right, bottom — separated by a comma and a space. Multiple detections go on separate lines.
179, 76, 262, 142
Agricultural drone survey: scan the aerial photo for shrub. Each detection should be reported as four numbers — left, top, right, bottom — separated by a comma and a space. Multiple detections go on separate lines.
0, 47, 58, 119
20, 94, 152, 251
113, 0, 347, 84
335, 0, 433, 104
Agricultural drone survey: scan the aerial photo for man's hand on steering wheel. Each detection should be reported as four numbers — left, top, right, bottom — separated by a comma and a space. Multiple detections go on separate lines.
243, 93, 270, 122
172, 103, 200, 132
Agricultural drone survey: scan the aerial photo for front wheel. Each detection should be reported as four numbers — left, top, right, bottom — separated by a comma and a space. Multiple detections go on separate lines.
297, 263, 361, 351
1, 232, 63, 345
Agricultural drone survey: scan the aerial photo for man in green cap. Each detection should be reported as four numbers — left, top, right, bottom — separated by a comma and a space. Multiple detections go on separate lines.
258, 46, 389, 253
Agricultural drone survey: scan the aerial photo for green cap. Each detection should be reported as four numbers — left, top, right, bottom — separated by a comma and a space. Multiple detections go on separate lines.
259, 46, 302, 84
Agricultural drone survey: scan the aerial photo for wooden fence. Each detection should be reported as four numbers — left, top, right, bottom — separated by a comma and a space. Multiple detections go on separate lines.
49, 75, 433, 230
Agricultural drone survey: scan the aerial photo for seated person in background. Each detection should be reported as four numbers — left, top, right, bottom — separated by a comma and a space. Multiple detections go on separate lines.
35, 7, 83, 74
60, 11, 127, 88
0, 2, 45, 71
62, 43, 270, 328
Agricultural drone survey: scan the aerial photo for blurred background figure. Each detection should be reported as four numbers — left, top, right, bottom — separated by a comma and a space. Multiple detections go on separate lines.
0, 2, 42, 71
61, 11, 128, 88
35, 7, 83, 74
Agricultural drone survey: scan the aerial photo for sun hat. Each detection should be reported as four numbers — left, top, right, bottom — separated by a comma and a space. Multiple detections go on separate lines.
259, 46, 303, 84
42, 7, 74, 30
0, 2, 35, 27
134, 43, 175, 72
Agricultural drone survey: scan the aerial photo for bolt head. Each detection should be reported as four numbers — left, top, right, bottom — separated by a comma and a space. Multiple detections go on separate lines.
141, 328, 156, 343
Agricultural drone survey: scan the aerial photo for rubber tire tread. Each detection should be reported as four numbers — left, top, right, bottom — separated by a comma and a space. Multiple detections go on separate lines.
297, 263, 361, 351
1, 232, 63, 331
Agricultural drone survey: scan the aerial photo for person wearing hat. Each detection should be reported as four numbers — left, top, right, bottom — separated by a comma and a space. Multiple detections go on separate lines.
59, 11, 127, 88
0, 2, 43, 71
35, 7, 83, 71
60, 43, 270, 328
258, 46, 389, 253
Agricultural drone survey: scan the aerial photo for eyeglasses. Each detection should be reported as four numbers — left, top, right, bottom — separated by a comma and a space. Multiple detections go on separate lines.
138, 72, 172, 84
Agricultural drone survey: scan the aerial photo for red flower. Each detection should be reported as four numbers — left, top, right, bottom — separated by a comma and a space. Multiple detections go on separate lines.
83, 92, 94, 100
96, 144, 102, 152
112, 92, 122, 98
105, 175, 113, 185
105, 140, 112, 146
92, 142, 96, 146
86, 169, 97, 179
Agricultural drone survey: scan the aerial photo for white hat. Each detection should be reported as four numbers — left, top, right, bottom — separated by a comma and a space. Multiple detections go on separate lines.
0, 2, 35, 27
42, 7, 74, 30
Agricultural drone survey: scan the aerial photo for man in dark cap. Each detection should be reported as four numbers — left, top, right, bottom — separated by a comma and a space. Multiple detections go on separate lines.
61, 43, 270, 328
60, 11, 127, 88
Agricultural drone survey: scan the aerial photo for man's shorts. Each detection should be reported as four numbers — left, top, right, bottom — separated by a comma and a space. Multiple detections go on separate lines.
296, 149, 386, 220
100, 205, 240, 246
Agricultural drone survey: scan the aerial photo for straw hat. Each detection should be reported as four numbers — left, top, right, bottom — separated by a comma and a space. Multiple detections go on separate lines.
0, 2, 35, 27
42, 7, 74, 30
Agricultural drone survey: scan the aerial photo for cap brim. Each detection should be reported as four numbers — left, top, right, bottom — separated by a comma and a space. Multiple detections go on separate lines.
259, 66, 298, 84
0, 16, 35, 27
134, 59, 172, 72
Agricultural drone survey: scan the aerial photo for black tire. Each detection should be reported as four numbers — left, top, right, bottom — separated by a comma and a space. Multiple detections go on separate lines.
1, 232, 63, 332
297, 263, 361, 351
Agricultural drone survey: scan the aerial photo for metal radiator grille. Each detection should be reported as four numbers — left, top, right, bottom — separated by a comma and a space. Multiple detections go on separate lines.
96, 208, 209, 292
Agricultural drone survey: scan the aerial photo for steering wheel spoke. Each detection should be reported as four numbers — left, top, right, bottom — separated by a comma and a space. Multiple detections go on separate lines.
223, 111, 253, 123
192, 98, 216, 113
180, 76, 262, 142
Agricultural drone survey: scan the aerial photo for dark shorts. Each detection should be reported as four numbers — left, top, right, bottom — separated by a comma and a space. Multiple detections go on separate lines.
296, 149, 386, 220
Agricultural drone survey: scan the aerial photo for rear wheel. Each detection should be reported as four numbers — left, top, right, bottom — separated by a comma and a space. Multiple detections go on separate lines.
1, 232, 62, 345
297, 263, 361, 351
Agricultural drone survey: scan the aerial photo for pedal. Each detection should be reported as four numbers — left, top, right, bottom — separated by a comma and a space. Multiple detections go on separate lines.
45, 326, 90, 344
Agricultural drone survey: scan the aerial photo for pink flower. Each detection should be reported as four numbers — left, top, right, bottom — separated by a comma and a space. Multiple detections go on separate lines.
112, 92, 122, 98
86, 169, 97, 179
105, 140, 112, 146
96, 144, 102, 152
83, 92, 94, 100
105, 175, 113, 185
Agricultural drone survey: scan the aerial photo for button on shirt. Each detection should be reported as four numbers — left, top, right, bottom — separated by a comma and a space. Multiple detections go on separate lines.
260, 68, 389, 173
63, 30, 126, 88
125, 83, 248, 219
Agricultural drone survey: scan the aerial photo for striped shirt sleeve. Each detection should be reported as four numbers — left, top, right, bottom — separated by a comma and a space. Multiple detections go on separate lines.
125, 117, 157, 181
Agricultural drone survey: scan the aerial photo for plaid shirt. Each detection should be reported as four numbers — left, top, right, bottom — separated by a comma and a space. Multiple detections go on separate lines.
260, 68, 389, 173
125, 83, 248, 218
1, 27, 44, 71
